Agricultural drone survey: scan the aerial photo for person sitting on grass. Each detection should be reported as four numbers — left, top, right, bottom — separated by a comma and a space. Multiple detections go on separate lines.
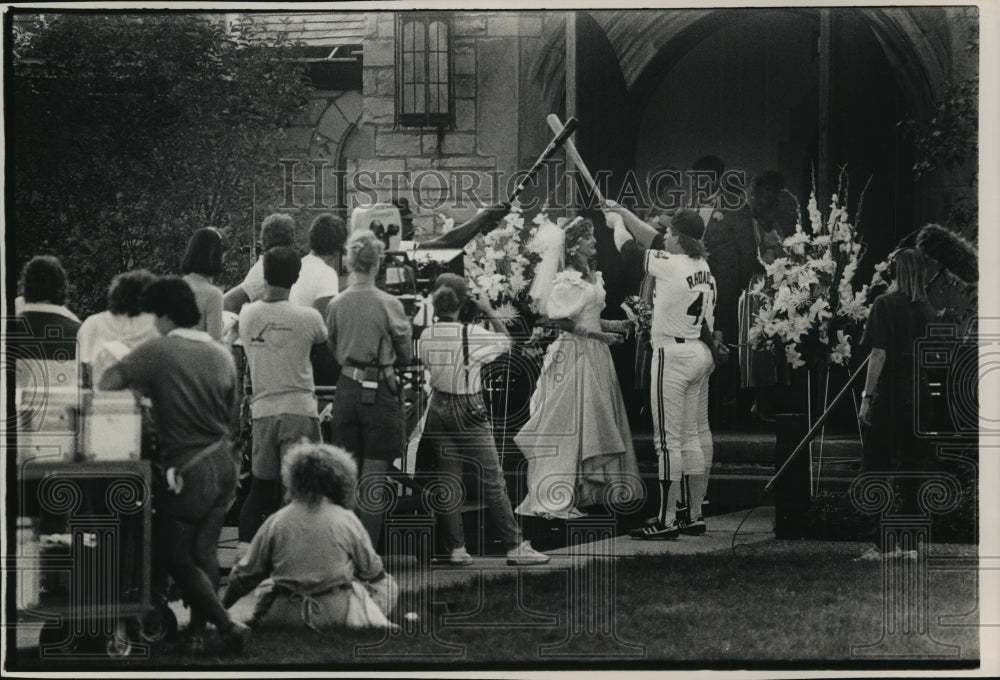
100, 276, 249, 654
223, 441, 398, 631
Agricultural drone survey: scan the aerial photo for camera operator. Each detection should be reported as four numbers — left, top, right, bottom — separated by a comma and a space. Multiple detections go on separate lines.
418, 285, 549, 565
324, 230, 412, 549
413, 273, 480, 331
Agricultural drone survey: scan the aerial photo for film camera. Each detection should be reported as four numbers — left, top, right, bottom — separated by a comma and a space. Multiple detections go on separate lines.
349, 203, 471, 318
350, 203, 403, 251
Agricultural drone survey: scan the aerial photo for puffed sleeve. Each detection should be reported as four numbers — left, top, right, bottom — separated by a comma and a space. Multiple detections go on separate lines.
545, 271, 589, 321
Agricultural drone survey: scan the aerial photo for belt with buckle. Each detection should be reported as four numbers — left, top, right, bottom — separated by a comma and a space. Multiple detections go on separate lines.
342, 366, 394, 383
655, 336, 694, 345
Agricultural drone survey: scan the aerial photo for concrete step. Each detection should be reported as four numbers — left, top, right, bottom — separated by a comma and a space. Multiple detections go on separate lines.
607, 429, 862, 466
495, 429, 861, 468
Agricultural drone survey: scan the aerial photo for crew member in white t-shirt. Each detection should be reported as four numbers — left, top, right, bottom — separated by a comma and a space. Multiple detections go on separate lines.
289, 214, 346, 315
236, 247, 330, 556
606, 202, 724, 540
223, 214, 297, 314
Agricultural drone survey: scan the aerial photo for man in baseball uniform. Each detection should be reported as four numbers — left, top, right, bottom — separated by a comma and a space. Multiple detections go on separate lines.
606, 203, 720, 539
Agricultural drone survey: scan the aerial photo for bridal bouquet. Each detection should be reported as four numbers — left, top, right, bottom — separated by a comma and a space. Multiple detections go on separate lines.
747, 178, 871, 369
621, 295, 653, 331
461, 205, 546, 326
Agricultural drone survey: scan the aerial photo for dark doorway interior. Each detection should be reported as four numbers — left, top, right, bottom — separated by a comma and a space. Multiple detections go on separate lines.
582, 8, 919, 431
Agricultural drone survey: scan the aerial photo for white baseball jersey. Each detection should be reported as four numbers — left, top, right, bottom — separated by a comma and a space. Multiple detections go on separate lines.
643, 249, 716, 345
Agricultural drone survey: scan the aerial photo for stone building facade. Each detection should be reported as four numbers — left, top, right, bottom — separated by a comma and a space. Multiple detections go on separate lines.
254, 10, 561, 239
251, 7, 978, 245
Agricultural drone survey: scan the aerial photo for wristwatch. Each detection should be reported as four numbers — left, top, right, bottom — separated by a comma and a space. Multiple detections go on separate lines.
861, 390, 872, 401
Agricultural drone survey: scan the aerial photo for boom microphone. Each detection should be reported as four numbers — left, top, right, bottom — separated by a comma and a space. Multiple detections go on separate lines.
916, 223, 978, 284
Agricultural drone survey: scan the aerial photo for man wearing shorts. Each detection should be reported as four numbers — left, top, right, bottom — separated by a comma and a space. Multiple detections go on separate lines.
237, 247, 329, 555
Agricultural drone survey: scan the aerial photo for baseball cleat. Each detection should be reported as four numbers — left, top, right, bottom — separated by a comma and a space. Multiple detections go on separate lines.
679, 515, 706, 535
647, 501, 690, 525
630, 520, 679, 540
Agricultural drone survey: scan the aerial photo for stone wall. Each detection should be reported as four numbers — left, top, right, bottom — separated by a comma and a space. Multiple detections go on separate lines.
273, 89, 365, 215
266, 10, 560, 240
351, 10, 552, 239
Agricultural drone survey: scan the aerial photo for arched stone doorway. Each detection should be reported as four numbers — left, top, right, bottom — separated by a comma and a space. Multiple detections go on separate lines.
534, 7, 948, 265
531, 7, 949, 432
627, 7, 925, 269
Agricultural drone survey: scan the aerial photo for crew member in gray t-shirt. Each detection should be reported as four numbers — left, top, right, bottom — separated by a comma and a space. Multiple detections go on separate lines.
324, 230, 411, 550
102, 276, 250, 653
237, 247, 331, 554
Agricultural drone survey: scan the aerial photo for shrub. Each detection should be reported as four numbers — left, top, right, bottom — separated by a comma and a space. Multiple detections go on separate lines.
798, 452, 977, 544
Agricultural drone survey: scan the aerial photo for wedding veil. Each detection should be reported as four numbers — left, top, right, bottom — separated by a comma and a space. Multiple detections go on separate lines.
527, 216, 582, 316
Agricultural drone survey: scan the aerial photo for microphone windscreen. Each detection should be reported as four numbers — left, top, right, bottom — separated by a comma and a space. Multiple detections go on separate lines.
916, 224, 978, 284
894, 230, 919, 251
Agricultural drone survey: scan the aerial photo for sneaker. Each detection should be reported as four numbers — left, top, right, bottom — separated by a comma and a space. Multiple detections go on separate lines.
629, 520, 679, 540
506, 540, 551, 565
854, 547, 882, 561
854, 546, 919, 562
679, 515, 706, 536
448, 547, 474, 566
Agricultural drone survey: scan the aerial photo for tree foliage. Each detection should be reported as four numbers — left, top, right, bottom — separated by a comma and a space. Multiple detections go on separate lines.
898, 10, 978, 239
12, 14, 313, 315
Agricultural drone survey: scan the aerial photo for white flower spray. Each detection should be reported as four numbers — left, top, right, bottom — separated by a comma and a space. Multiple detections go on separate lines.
749, 171, 871, 368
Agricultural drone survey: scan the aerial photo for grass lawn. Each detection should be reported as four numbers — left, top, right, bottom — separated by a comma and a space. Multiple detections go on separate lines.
11, 541, 979, 671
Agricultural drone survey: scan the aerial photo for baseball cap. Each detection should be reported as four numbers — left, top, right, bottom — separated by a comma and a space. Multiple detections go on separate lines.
656, 209, 706, 240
